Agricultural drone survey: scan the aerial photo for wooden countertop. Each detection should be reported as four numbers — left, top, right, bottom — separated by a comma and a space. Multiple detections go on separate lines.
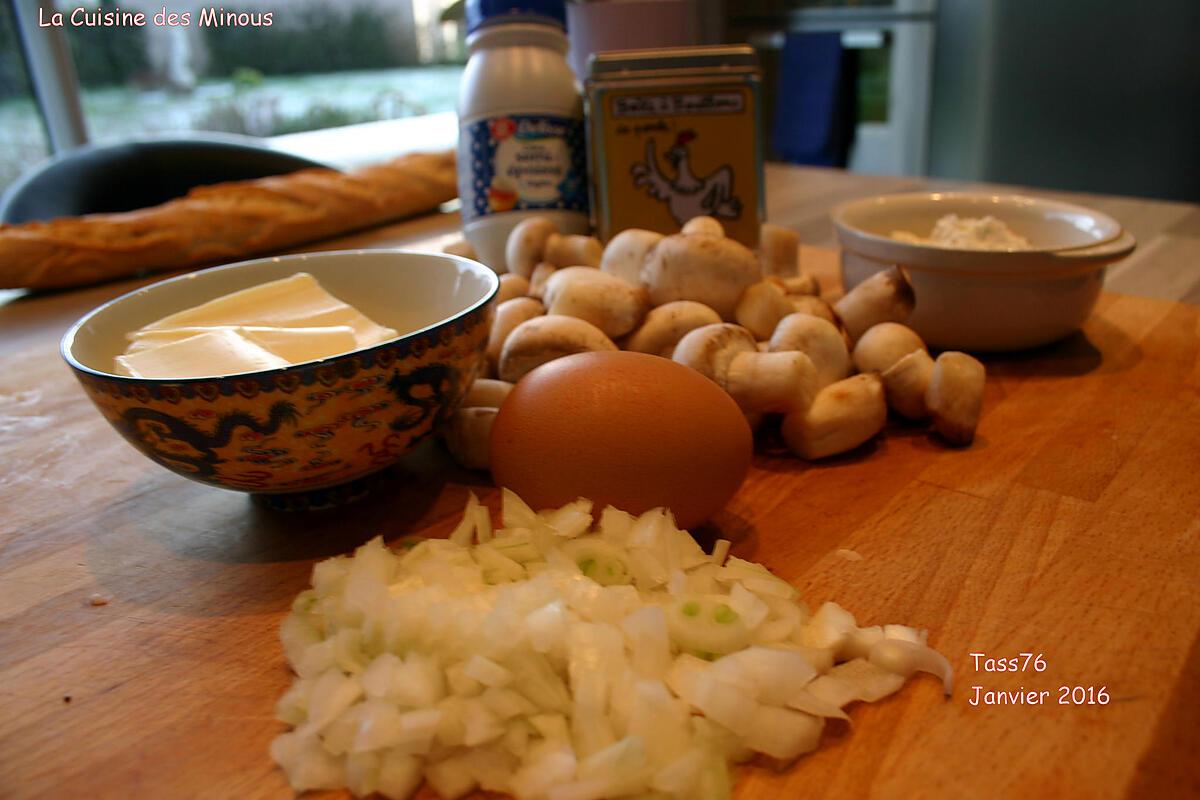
1, 165, 1197, 799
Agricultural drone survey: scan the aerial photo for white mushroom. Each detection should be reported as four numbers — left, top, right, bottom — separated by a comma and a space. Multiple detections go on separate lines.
881, 349, 934, 420
725, 350, 818, 414
542, 267, 650, 338
442, 236, 479, 262
487, 297, 545, 373
623, 300, 722, 357
735, 280, 796, 340
498, 315, 617, 382
781, 374, 888, 460
600, 228, 663, 287
760, 222, 800, 277
769, 313, 851, 389
528, 263, 557, 300
545, 235, 603, 269
496, 273, 531, 304
766, 274, 820, 297
462, 378, 513, 409
681, 216, 725, 238
443, 407, 497, 471
926, 351, 986, 445
833, 266, 915, 343
672, 323, 757, 384
505, 217, 603, 277
852, 323, 927, 374
643, 234, 762, 321
789, 294, 837, 325
674, 323, 816, 414
505, 218, 557, 278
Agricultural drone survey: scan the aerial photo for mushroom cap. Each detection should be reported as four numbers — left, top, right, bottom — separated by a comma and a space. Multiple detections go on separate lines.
853, 322, 927, 374
642, 234, 762, 320
496, 273, 531, 304
769, 313, 850, 389
682, 216, 726, 238
672, 322, 757, 384
542, 267, 650, 338
487, 296, 546, 370
600, 228, 663, 287
498, 314, 618, 382
505, 217, 558, 278
624, 300, 722, 357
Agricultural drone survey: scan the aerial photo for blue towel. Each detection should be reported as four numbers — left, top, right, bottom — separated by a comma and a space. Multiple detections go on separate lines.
773, 32, 855, 167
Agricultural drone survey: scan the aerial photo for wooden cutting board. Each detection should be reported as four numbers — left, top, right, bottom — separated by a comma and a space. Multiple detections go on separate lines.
0, 246, 1197, 800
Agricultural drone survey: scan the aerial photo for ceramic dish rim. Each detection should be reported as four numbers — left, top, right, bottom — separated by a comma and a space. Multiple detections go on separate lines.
831, 190, 1126, 255
60, 248, 499, 383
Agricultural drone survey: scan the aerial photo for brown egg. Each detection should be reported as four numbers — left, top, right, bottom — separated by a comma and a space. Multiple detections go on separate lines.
490, 351, 753, 529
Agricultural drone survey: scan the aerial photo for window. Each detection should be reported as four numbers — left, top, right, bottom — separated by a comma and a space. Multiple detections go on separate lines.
0, 2, 50, 194
1, 0, 465, 194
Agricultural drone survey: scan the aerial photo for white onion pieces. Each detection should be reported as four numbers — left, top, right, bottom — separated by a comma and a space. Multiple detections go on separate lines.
271, 490, 951, 798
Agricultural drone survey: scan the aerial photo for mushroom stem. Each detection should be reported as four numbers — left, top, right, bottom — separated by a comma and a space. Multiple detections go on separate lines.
672, 323, 757, 384
926, 351, 986, 445
463, 378, 514, 409
760, 223, 800, 277
781, 374, 888, 460
528, 263, 558, 300
833, 266, 915, 343
735, 280, 796, 340
881, 349, 934, 420
725, 350, 818, 414
788, 295, 837, 325
767, 274, 820, 297
504, 217, 602, 276
443, 407, 497, 470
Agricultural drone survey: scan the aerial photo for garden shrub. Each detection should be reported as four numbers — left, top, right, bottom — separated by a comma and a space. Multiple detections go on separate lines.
203, 4, 405, 77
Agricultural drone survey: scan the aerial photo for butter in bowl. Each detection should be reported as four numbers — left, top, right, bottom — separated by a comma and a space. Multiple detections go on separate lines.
113, 272, 399, 379
832, 192, 1137, 351
61, 250, 498, 500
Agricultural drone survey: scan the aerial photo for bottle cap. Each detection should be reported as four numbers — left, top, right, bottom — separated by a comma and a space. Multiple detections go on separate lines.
466, 0, 567, 34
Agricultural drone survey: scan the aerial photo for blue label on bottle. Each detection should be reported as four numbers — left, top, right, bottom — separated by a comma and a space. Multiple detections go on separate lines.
458, 113, 588, 222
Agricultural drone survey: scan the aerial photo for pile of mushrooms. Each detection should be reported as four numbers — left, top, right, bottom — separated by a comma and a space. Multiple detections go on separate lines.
442, 217, 986, 471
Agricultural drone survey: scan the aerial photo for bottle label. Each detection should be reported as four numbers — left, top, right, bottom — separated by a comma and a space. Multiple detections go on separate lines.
459, 114, 588, 222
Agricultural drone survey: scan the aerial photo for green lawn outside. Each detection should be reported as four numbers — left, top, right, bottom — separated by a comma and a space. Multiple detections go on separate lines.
0, 64, 463, 196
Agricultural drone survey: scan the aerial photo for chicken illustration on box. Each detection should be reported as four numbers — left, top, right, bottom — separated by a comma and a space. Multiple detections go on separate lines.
631, 131, 742, 227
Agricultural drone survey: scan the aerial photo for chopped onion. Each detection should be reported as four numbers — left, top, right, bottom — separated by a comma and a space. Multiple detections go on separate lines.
271, 493, 951, 799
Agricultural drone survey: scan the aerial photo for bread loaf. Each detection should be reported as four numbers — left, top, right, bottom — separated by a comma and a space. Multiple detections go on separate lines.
0, 149, 458, 291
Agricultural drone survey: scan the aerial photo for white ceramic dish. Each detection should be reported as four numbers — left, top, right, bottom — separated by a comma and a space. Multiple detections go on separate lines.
832, 192, 1136, 351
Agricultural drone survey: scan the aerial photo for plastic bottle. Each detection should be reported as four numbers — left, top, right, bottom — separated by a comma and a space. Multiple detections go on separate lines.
458, 0, 590, 272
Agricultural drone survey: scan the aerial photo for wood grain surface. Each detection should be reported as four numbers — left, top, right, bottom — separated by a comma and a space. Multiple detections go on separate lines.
1, 223, 1198, 798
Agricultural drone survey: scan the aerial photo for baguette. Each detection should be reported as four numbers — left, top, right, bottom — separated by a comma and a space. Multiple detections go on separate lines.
0, 149, 458, 291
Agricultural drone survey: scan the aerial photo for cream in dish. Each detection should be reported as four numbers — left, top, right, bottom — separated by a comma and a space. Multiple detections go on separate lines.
891, 214, 1031, 250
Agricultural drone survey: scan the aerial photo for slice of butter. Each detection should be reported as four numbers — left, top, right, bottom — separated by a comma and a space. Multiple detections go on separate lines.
115, 328, 290, 379
126, 325, 359, 363
139, 273, 398, 349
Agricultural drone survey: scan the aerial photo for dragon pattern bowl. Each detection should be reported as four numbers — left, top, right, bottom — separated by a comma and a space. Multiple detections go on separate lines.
61, 250, 497, 503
